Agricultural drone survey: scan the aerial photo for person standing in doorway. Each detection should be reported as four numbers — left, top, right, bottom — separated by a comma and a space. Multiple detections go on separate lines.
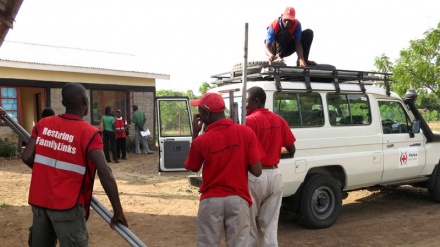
21, 82, 127, 246
115, 109, 127, 160
246, 86, 296, 247
41, 108, 55, 118
101, 106, 119, 163
185, 92, 265, 247
132, 105, 154, 155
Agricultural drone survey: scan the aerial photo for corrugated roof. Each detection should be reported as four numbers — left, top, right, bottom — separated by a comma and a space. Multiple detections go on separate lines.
0, 41, 169, 79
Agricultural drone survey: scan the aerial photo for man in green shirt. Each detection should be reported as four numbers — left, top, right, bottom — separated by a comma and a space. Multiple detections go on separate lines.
132, 105, 154, 154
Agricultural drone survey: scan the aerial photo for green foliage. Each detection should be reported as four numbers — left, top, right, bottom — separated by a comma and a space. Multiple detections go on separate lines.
374, 23, 440, 97
198, 82, 217, 95
374, 23, 440, 121
156, 89, 196, 98
156, 89, 199, 135
126, 136, 156, 153
126, 136, 135, 153
424, 110, 439, 122
0, 137, 17, 158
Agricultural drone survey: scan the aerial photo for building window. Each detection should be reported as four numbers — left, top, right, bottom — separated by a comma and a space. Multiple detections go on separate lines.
1, 87, 18, 121
91, 90, 127, 123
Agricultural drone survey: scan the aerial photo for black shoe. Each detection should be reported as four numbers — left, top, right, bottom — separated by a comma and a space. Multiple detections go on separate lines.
121, 157, 127, 160
114, 160, 119, 163
106, 160, 111, 163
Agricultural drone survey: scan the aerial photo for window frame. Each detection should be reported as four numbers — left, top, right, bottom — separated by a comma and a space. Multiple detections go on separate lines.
0, 87, 19, 123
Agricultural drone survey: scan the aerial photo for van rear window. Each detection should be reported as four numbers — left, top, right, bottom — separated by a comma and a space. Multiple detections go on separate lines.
273, 92, 371, 127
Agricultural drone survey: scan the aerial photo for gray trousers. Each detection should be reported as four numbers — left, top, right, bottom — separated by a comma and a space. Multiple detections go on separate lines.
134, 130, 151, 154
248, 169, 284, 247
197, 196, 250, 247
29, 205, 88, 247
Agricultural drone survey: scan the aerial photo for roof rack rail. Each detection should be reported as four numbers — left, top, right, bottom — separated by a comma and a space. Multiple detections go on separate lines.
211, 64, 392, 94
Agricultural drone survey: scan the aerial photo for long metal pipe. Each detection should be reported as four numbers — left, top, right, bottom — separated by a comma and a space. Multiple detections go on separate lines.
0, 108, 147, 247
241, 23, 248, 125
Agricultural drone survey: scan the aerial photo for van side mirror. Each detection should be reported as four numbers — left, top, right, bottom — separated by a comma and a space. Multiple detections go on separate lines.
412, 120, 420, 134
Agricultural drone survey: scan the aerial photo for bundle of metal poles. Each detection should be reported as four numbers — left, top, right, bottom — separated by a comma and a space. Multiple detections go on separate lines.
0, 108, 147, 247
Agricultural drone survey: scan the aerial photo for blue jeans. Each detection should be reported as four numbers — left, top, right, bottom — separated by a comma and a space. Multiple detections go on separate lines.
134, 130, 151, 154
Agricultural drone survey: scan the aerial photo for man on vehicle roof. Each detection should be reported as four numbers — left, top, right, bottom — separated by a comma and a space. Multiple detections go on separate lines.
265, 6, 317, 67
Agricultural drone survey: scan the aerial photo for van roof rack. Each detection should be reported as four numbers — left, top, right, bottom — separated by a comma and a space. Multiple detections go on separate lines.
211, 64, 392, 96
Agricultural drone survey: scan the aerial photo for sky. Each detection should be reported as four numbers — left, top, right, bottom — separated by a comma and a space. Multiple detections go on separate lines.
4, 0, 440, 95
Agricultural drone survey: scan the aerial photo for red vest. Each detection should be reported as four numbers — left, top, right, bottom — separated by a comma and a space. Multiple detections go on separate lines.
115, 117, 127, 138
28, 114, 102, 219
265, 18, 299, 43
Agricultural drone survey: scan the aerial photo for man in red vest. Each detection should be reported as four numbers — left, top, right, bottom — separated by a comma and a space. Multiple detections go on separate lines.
265, 6, 317, 67
22, 82, 127, 247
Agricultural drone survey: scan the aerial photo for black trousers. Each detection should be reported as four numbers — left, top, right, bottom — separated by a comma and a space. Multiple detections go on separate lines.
116, 137, 127, 159
103, 130, 118, 162
270, 28, 314, 60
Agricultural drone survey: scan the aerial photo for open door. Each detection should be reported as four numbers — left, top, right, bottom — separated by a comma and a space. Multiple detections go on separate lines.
156, 97, 193, 172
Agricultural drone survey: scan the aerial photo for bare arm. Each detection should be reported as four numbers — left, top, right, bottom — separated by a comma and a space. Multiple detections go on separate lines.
248, 161, 262, 177
21, 137, 37, 169
89, 149, 128, 229
286, 143, 296, 156
265, 43, 276, 65
295, 40, 306, 67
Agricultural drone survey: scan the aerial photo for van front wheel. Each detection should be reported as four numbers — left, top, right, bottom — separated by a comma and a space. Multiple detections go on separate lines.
297, 174, 342, 229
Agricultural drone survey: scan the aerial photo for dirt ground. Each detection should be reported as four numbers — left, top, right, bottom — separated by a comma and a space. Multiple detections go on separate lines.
2, 153, 440, 247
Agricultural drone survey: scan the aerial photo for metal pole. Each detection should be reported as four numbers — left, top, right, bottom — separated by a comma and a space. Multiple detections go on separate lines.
91, 197, 146, 247
241, 23, 248, 126
0, 107, 147, 247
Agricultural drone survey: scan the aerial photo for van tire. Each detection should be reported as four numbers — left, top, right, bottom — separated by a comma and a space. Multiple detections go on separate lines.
428, 165, 440, 202
297, 174, 342, 229
232, 61, 285, 76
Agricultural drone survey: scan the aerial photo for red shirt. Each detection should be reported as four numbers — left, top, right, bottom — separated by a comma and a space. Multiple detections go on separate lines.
29, 114, 102, 214
185, 118, 265, 206
246, 108, 296, 166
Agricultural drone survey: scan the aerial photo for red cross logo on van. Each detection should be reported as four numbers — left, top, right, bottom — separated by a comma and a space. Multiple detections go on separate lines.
400, 151, 408, 165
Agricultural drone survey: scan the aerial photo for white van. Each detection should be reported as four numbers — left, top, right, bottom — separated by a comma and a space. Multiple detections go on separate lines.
156, 62, 440, 229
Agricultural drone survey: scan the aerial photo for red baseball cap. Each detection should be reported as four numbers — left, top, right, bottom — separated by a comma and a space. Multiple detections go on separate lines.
190, 93, 225, 112
282, 7, 296, 21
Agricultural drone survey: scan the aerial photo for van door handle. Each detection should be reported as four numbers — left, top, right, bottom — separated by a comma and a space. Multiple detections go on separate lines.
387, 144, 394, 148
410, 143, 421, 147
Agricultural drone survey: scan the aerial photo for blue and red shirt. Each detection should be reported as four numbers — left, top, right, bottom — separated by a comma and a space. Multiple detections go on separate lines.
265, 17, 302, 44
185, 118, 265, 206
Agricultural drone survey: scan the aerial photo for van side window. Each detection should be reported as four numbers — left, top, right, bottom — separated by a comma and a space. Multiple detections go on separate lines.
327, 94, 370, 126
378, 101, 411, 134
274, 92, 323, 127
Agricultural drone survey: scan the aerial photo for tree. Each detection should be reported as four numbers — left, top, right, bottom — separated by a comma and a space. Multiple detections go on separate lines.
374, 23, 440, 97
156, 89, 197, 134
156, 89, 196, 99
198, 82, 216, 95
